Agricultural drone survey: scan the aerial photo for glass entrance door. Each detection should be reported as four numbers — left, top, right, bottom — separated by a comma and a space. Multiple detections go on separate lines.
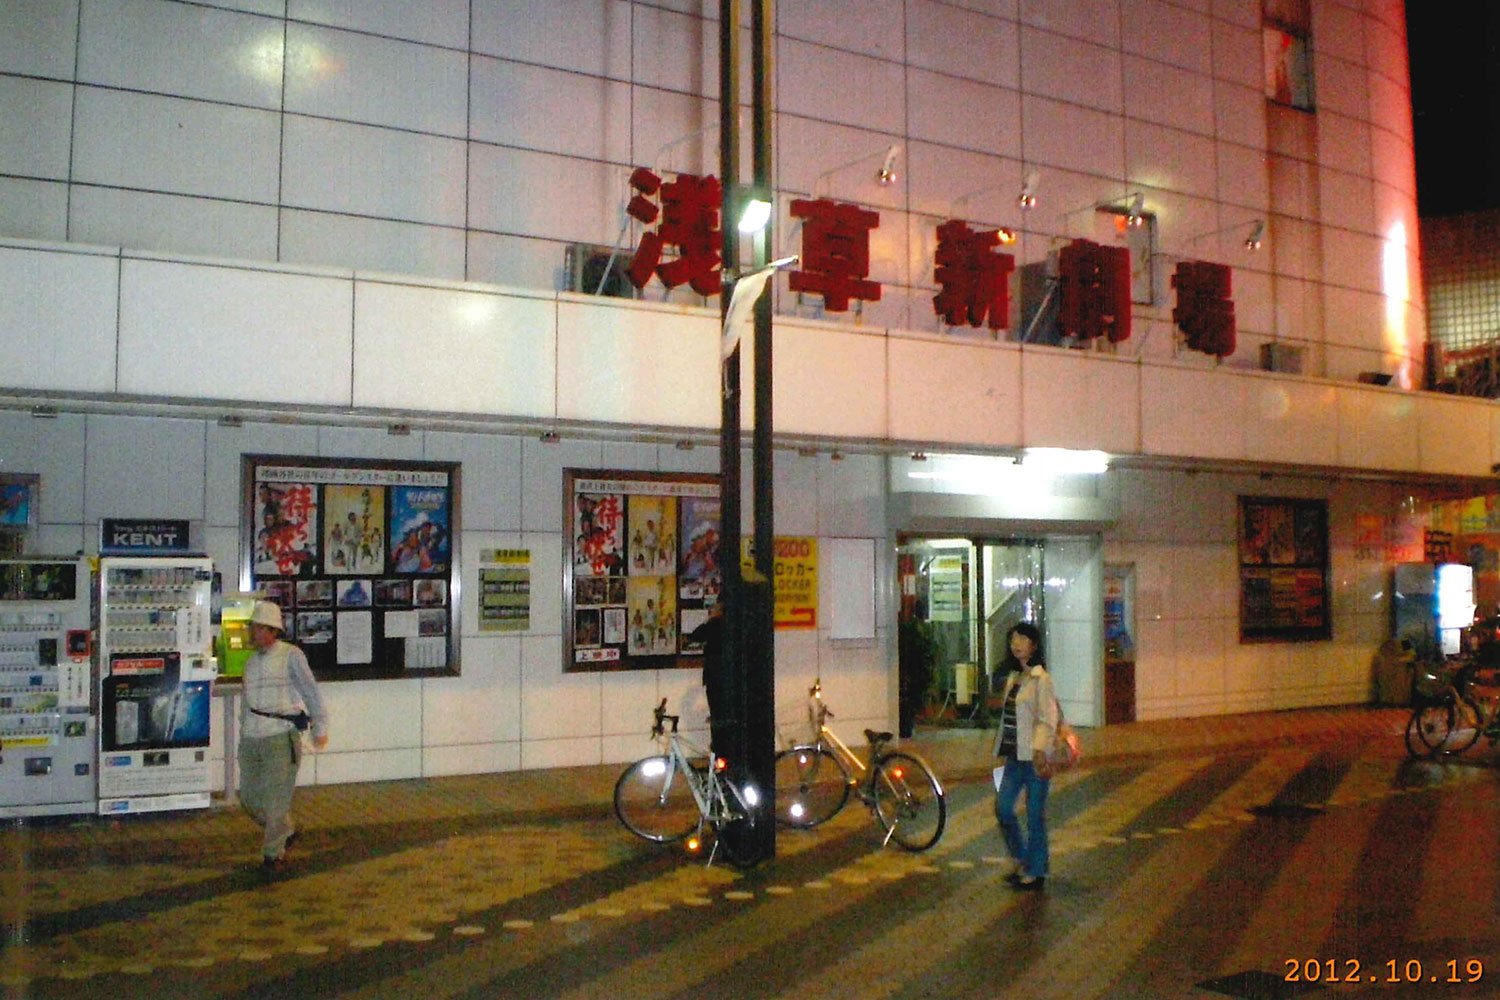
897, 536, 1047, 728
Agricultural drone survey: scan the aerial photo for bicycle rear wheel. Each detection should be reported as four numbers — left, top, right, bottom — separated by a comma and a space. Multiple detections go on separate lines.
1414, 700, 1481, 754
871, 751, 946, 851
774, 745, 851, 828
614, 756, 698, 843
716, 799, 762, 869
1403, 709, 1432, 759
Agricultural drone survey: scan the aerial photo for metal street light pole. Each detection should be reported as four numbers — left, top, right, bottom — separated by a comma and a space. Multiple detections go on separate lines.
718, 0, 777, 862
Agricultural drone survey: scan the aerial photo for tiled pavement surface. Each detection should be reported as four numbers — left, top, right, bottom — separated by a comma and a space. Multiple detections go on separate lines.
3, 705, 1496, 999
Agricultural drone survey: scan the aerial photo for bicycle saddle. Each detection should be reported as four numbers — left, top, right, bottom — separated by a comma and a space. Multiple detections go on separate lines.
864, 728, 894, 744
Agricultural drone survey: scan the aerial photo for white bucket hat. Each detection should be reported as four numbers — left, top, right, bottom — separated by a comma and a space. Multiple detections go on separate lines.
250, 600, 284, 631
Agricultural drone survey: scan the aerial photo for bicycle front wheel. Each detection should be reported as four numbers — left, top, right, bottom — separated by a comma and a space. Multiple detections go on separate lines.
614, 756, 698, 843
871, 751, 946, 851
716, 784, 762, 870
774, 745, 851, 828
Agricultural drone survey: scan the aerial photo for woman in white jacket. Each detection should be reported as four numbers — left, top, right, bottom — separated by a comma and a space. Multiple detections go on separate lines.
991, 622, 1058, 890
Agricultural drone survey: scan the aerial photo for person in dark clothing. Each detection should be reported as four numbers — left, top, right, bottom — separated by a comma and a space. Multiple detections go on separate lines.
689, 601, 731, 755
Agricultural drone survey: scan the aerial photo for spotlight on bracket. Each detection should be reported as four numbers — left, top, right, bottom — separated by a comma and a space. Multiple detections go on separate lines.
1017, 170, 1040, 210
876, 144, 900, 186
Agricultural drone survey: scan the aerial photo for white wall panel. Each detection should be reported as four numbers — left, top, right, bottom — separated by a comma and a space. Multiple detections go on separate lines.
774, 321, 888, 438
887, 335, 1018, 447
1320, 170, 1377, 237
465, 232, 567, 291
1021, 95, 1126, 181
354, 280, 555, 417
555, 298, 716, 428
1416, 395, 1492, 478
1123, 56, 1215, 136
1019, 0, 1120, 46
470, 57, 632, 163
282, 115, 466, 226
70, 187, 279, 263
422, 634, 520, 745
289, 0, 469, 50
83, 414, 205, 522
0, 245, 118, 394
313, 747, 421, 784
315, 423, 424, 460
0, 178, 67, 242
1214, 142, 1270, 211
1318, 112, 1375, 178
1210, 18, 1261, 89
72, 88, 281, 203
1140, 365, 1247, 461
779, 38, 907, 136
1127, 122, 1217, 200
1241, 374, 1339, 467
1213, 82, 1264, 150
906, 0, 1020, 89
1336, 386, 1419, 472
281, 210, 465, 280
1020, 28, 1123, 114
1021, 347, 1139, 453
284, 23, 468, 136
906, 70, 1020, 158
117, 257, 353, 405
319, 676, 422, 750
425, 431, 523, 534
474, 0, 632, 79
520, 634, 600, 741
1121, 0, 1212, 74
1311, 1, 1366, 64
1317, 55, 1370, 121
0, 77, 73, 179
78, 0, 283, 109
0, 410, 87, 522
780, 0, 905, 59
0, 0, 79, 79
467, 145, 617, 246
631, 4, 718, 98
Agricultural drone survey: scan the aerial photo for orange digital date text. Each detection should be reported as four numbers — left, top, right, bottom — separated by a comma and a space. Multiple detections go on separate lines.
1284, 959, 1484, 984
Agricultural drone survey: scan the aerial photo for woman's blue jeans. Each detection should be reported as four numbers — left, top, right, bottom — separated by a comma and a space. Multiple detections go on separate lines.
994, 757, 1050, 878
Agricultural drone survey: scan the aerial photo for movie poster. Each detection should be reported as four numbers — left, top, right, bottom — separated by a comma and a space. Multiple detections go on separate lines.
253, 481, 319, 577
390, 486, 450, 574
324, 485, 385, 575
626, 575, 677, 656
574, 492, 626, 577
678, 497, 722, 601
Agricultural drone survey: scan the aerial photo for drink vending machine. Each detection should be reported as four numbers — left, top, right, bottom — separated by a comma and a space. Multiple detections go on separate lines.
0, 557, 95, 818
96, 556, 216, 815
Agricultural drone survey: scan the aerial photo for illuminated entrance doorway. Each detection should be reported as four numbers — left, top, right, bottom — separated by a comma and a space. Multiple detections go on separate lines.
897, 536, 1048, 730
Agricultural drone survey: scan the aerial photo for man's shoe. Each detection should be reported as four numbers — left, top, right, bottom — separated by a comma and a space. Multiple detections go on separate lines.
1012, 875, 1045, 891
1004, 871, 1024, 886
260, 855, 283, 872
284, 831, 298, 853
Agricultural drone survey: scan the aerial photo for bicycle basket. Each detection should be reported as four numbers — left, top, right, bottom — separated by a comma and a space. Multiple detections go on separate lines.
1412, 667, 1452, 706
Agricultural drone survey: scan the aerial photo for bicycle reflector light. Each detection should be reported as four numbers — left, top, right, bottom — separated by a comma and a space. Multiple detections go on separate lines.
789, 802, 805, 819
713, 756, 728, 772
642, 759, 667, 777
686, 834, 702, 853
743, 784, 760, 807
890, 765, 906, 779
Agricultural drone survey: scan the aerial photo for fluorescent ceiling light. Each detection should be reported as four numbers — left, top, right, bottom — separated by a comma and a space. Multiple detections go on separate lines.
1021, 448, 1109, 474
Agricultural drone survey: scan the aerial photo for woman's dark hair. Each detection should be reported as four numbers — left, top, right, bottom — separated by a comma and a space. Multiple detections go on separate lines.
1000, 621, 1044, 671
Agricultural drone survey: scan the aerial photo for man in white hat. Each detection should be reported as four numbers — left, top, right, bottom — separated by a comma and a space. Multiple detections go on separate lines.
240, 599, 329, 870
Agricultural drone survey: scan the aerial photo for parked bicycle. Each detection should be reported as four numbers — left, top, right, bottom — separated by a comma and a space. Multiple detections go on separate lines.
1406, 662, 1500, 758
613, 698, 761, 867
774, 680, 946, 851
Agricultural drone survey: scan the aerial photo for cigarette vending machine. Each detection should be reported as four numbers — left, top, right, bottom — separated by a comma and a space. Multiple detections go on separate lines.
96, 556, 216, 815
0, 557, 95, 818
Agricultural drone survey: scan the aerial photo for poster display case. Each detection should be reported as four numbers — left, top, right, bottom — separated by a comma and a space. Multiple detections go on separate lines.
242, 456, 461, 680
565, 469, 721, 672
1237, 496, 1331, 643
0, 557, 95, 818
97, 556, 216, 815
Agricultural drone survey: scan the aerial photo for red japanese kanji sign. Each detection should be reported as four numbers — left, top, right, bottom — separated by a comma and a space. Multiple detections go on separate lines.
1172, 260, 1236, 358
787, 197, 882, 312
1057, 238, 1131, 342
625, 168, 723, 296
932, 220, 1016, 330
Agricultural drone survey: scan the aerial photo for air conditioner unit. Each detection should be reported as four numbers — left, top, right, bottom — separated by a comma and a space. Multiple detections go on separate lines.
565, 243, 638, 299
1260, 342, 1304, 374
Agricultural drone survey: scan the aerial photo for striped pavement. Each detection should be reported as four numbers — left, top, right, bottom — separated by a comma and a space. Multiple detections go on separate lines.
1, 705, 1497, 999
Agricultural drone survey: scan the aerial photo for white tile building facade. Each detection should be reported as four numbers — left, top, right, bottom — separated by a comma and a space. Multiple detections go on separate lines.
0, 0, 1473, 788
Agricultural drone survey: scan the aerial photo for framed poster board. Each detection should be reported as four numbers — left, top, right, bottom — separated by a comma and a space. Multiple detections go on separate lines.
241, 455, 461, 680
565, 469, 720, 672
1238, 495, 1330, 643
0, 473, 38, 556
